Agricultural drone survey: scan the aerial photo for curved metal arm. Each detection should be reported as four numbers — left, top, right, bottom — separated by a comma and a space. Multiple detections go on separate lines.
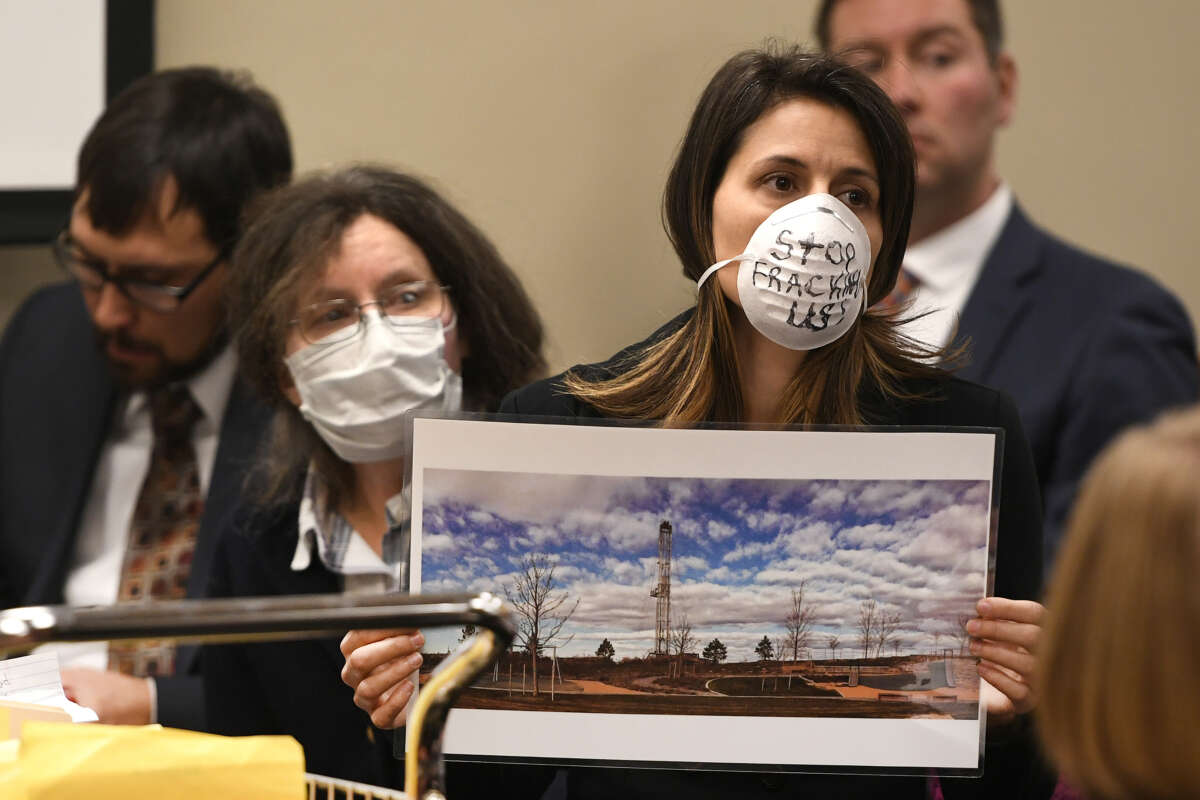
406, 627, 505, 800
0, 592, 514, 650
0, 592, 514, 800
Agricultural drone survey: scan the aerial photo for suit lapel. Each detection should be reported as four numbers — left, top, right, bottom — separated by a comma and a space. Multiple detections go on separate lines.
177, 379, 273, 674
186, 377, 271, 602
954, 205, 1046, 384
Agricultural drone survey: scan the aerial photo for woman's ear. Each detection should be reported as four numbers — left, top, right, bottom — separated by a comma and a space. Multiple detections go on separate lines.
279, 365, 301, 407
443, 307, 469, 371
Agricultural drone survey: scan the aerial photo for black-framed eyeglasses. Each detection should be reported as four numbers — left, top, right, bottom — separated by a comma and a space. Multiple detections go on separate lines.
290, 280, 450, 346
52, 228, 229, 313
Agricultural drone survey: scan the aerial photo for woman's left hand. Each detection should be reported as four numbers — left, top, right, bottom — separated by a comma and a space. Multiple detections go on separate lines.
967, 596, 1043, 724
340, 628, 425, 729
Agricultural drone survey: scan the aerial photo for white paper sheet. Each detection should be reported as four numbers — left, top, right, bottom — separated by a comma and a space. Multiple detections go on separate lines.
0, 651, 99, 722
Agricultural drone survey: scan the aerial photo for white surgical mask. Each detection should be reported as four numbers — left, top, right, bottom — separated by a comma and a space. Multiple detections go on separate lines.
284, 314, 462, 463
696, 193, 873, 351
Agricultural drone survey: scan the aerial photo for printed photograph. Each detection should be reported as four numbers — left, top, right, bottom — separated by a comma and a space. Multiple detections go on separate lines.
418, 470, 989, 722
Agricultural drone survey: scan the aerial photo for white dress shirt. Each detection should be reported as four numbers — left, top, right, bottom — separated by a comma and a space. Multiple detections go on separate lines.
46, 347, 238, 674
896, 184, 1013, 349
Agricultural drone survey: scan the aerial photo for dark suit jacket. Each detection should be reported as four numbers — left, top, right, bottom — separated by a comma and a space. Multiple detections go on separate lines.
954, 206, 1198, 564
0, 282, 271, 730
204, 492, 559, 795
499, 321, 1053, 799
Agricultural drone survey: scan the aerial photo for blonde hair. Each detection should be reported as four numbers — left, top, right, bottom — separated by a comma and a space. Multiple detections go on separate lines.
1037, 406, 1200, 799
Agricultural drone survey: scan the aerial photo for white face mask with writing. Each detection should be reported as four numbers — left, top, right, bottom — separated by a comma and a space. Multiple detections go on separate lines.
696, 193, 873, 351
284, 314, 462, 463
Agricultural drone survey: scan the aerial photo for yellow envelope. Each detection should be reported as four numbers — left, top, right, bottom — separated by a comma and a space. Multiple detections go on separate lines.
0, 721, 18, 763
8, 721, 305, 800
0, 706, 20, 783
0, 699, 72, 740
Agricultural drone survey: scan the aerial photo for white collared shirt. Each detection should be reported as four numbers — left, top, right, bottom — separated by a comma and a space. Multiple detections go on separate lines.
291, 467, 410, 595
50, 347, 238, 673
896, 184, 1014, 349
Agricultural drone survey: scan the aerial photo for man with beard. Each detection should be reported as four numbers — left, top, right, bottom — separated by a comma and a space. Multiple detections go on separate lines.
0, 67, 292, 730
816, 0, 1198, 566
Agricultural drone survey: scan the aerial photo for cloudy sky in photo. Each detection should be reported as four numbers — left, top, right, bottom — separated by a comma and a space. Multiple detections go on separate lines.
418, 470, 990, 661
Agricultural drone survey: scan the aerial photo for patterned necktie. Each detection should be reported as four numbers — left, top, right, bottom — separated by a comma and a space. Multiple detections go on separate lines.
877, 267, 921, 310
108, 385, 204, 677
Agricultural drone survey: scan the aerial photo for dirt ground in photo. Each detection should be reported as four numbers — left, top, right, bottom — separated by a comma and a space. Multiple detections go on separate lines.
425, 654, 980, 720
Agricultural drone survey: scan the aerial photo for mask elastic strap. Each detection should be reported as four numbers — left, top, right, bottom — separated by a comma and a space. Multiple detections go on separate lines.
695, 254, 749, 289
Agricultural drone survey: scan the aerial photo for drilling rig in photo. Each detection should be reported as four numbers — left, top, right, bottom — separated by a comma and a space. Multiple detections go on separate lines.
649, 519, 672, 656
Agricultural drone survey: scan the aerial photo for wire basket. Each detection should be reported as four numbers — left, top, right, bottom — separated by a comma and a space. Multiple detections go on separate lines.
305, 771, 408, 800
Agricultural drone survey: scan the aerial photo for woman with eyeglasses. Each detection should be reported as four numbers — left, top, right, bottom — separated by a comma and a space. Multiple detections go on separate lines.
201, 165, 549, 791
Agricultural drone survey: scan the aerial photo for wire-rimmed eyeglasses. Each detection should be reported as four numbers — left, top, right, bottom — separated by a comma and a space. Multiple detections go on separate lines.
290, 280, 450, 346
53, 228, 228, 313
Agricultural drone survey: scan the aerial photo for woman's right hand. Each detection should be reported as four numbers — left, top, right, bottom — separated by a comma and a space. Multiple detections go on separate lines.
340, 628, 425, 729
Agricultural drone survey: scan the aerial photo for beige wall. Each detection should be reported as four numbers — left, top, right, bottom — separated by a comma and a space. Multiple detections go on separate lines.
0, 246, 57, 325
155, 0, 818, 371
4, 1, 1197, 371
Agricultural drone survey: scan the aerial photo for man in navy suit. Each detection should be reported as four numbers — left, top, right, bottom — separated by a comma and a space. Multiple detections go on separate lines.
0, 68, 291, 729
817, 0, 1198, 565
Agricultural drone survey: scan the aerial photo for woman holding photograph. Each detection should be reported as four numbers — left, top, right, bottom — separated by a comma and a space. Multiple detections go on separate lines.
343, 47, 1053, 798
202, 166, 552, 791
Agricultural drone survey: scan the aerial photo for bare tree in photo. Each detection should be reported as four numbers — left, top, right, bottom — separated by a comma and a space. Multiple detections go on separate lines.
505, 553, 579, 697
827, 634, 840, 662
953, 614, 973, 656
669, 610, 696, 677
875, 609, 903, 658
783, 583, 816, 664
857, 598, 877, 659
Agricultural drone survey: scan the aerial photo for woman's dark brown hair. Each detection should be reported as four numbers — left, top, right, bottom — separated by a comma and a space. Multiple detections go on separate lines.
565, 45, 945, 425
228, 165, 546, 504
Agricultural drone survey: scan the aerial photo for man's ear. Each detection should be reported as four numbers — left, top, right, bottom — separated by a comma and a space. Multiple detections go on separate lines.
993, 52, 1018, 129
